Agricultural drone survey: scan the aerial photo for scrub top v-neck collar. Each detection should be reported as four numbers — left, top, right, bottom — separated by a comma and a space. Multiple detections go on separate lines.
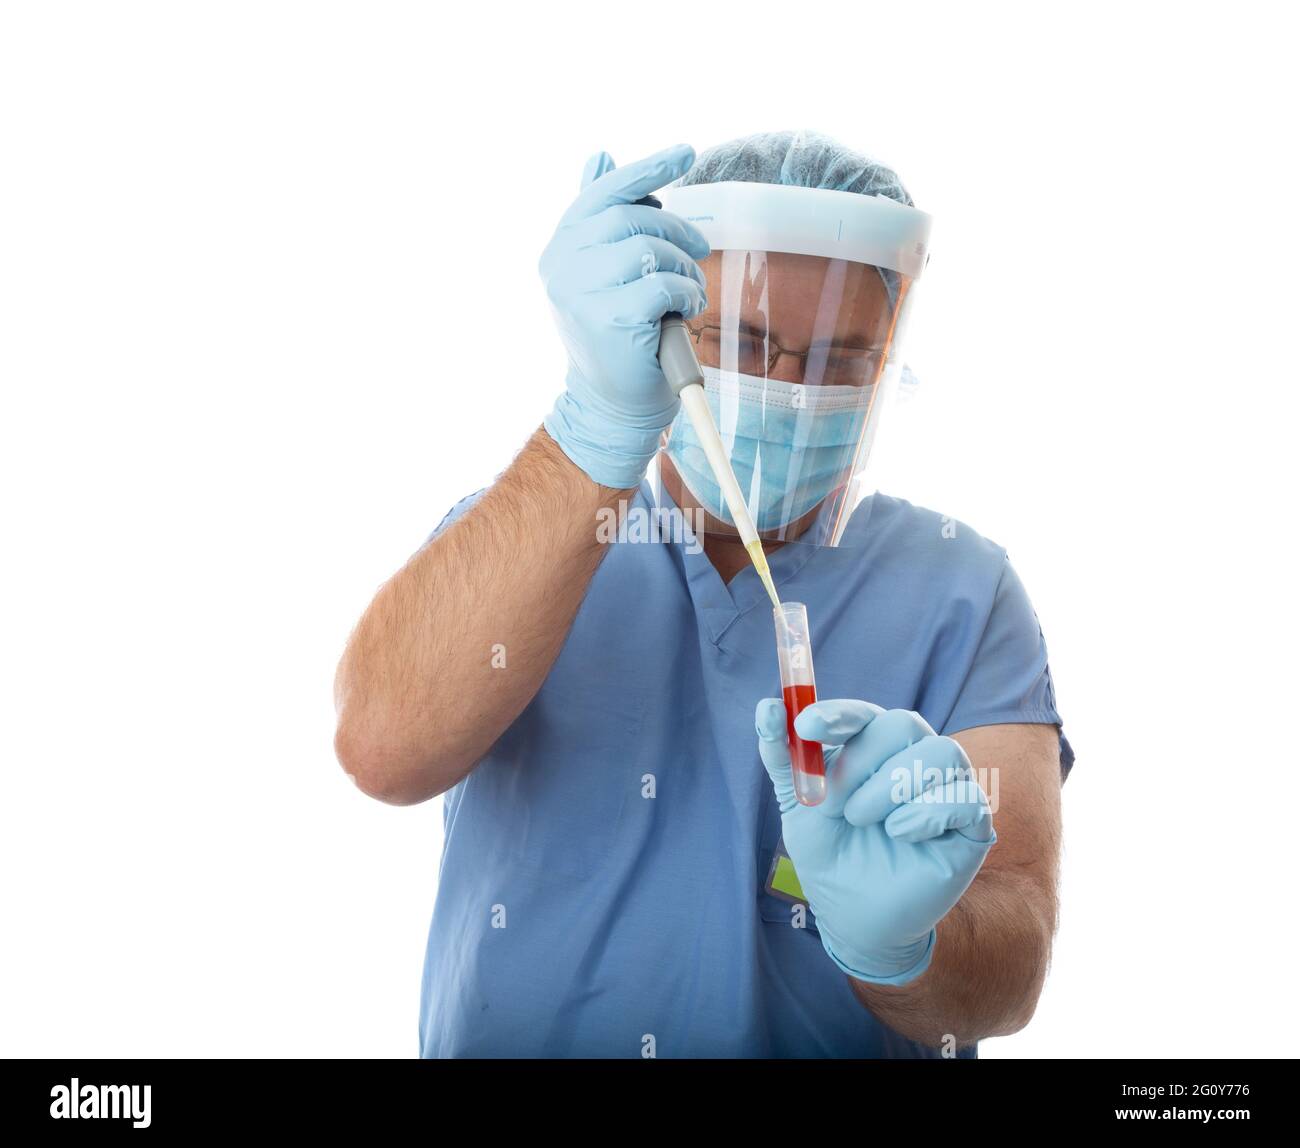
641, 479, 821, 647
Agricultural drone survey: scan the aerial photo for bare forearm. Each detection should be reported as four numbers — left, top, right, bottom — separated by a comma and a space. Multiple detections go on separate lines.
849, 868, 1056, 1049
334, 428, 631, 803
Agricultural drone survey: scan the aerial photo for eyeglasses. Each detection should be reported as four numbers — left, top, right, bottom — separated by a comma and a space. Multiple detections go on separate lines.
685, 322, 886, 387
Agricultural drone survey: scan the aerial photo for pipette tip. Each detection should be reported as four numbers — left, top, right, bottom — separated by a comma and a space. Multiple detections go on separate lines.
746, 539, 782, 609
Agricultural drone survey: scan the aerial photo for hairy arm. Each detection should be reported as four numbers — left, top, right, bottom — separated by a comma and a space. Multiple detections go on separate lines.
333, 428, 631, 804
849, 722, 1063, 1048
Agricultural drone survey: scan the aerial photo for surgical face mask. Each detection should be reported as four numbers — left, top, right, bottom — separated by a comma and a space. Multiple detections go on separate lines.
664, 367, 874, 532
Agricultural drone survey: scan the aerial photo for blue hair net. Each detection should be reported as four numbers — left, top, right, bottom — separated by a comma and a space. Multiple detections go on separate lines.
677, 130, 913, 307
677, 129, 913, 206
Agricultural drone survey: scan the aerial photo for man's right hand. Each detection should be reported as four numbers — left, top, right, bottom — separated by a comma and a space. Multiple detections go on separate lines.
540, 144, 710, 490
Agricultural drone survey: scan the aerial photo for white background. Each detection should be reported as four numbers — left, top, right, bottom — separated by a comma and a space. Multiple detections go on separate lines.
2, 1, 1296, 1058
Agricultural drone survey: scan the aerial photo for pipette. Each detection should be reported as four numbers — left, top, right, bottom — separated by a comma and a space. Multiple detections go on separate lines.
658, 314, 781, 609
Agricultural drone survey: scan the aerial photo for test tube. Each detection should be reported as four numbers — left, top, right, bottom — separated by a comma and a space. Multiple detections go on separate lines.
773, 602, 827, 807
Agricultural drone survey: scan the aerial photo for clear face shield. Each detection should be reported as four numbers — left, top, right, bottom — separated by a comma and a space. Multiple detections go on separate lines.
652, 182, 931, 549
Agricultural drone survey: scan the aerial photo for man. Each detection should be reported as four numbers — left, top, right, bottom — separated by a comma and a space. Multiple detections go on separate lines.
334, 131, 1070, 1058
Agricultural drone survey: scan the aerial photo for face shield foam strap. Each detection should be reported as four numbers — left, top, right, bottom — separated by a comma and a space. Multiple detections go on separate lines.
658, 181, 931, 279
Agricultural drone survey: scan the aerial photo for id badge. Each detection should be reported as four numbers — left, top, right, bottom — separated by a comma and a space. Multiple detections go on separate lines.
763, 837, 808, 906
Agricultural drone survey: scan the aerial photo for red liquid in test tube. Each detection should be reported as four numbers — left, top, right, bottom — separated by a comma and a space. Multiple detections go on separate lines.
782, 683, 826, 784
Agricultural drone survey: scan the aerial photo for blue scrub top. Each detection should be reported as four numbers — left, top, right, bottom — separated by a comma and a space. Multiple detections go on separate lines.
418, 483, 1070, 1058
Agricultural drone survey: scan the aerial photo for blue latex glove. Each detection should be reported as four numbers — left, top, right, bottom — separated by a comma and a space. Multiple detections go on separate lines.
540, 144, 710, 489
756, 698, 996, 985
